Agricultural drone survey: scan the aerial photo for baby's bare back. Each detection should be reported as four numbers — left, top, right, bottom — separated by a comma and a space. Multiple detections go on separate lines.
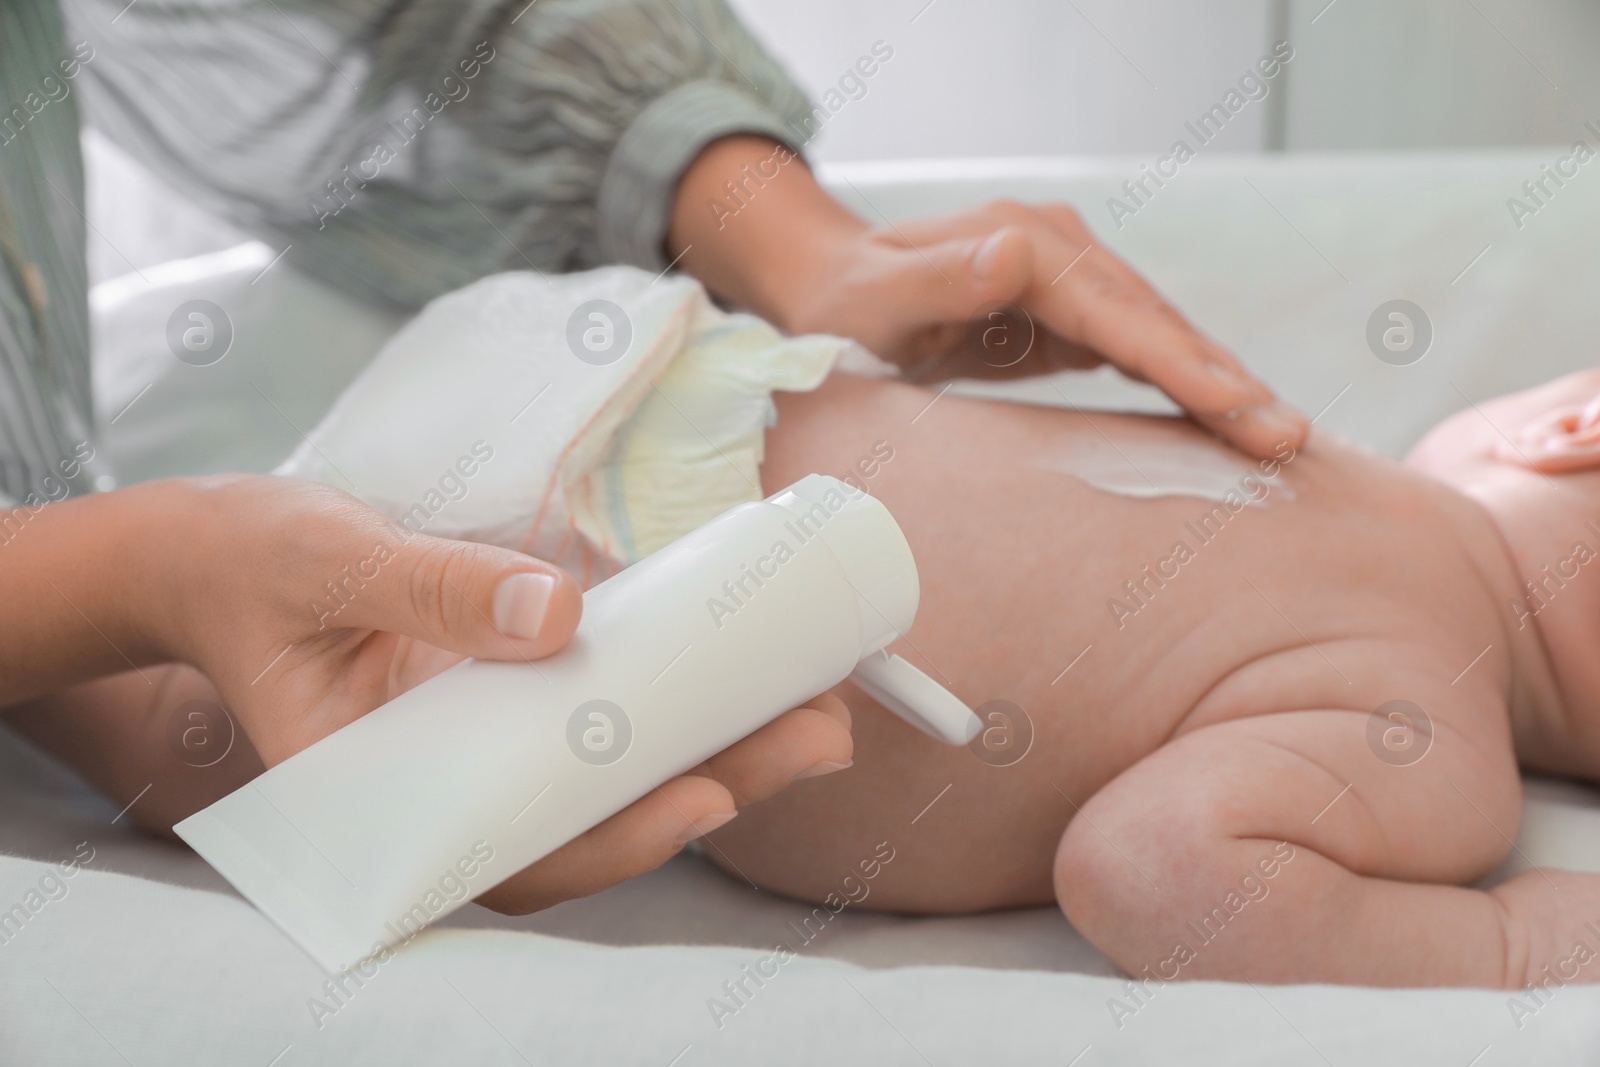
709, 373, 1520, 913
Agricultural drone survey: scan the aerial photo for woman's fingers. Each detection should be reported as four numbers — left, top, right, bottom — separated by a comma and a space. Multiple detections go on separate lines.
1015, 227, 1309, 454
1041, 258, 1308, 454
903, 312, 1101, 383
793, 229, 1033, 362
1190, 403, 1311, 459
687, 692, 854, 807
865, 200, 1309, 458
473, 692, 854, 915
879, 228, 1032, 328
332, 534, 583, 662
474, 773, 737, 914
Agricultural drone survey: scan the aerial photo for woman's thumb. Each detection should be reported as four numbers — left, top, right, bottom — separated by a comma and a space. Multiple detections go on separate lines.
910, 226, 1033, 322
340, 534, 583, 661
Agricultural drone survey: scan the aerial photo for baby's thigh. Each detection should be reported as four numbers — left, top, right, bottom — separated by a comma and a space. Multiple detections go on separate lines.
1055, 704, 1521, 981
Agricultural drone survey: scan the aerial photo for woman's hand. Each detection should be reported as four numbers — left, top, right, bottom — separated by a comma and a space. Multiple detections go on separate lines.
1, 473, 852, 912
669, 136, 1307, 460
474, 691, 852, 913
5, 667, 852, 914
138, 473, 582, 767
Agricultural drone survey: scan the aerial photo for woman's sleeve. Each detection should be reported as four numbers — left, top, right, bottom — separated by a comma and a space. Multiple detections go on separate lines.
65, 0, 815, 308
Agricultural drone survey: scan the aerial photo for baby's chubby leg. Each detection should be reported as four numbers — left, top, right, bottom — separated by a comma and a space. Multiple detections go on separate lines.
1055, 685, 1600, 988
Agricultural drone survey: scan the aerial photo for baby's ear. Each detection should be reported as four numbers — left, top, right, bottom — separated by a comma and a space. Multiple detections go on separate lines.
1506, 396, 1600, 473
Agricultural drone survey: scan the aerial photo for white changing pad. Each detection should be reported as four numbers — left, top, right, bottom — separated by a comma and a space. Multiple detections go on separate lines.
6, 709, 1600, 1065
5, 847, 1600, 1067
18, 150, 1600, 1064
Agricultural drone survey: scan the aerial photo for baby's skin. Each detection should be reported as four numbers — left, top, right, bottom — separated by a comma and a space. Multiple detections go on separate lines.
709, 368, 1600, 989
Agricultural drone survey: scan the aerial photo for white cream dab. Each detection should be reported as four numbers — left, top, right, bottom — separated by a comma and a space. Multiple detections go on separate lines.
1034, 423, 1292, 506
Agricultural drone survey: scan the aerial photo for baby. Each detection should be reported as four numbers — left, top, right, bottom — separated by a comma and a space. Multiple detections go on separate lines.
15, 351, 1600, 992
703, 367, 1600, 990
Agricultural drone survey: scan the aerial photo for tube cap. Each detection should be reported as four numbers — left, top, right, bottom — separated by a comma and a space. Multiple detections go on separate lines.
849, 650, 982, 745
766, 475, 919, 655
767, 475, 980, 747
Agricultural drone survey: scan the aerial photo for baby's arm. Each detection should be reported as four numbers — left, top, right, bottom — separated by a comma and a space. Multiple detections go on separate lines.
1055, 668, 1596, 988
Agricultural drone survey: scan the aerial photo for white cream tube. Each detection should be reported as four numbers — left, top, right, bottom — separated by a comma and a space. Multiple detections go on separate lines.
176, 475, 975, 972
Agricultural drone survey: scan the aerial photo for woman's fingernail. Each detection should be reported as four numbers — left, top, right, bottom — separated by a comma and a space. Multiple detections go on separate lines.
675, 810, 737, 845
493, 572, 556, 641
792, 759, 853, 781
1209, 362, 1254, 393
973, 232, 1007, 279
1247, 401, 1306, 438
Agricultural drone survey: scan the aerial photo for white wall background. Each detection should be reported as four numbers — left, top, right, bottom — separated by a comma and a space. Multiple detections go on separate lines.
728, 0, 1600, 161
727, 0, 1280, 158
85, 0, 1600, 282
1282, 0, 1598, 150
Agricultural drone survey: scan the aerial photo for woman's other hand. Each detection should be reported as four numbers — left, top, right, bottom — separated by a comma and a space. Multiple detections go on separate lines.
670, 136, 1307, 460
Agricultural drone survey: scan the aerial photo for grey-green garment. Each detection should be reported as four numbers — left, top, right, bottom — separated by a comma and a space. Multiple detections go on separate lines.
0, 0, 813, 503
0, 0, 99, 503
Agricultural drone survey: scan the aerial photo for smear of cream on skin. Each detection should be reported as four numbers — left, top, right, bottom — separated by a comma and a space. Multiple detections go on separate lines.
1034, 425, 1293, 506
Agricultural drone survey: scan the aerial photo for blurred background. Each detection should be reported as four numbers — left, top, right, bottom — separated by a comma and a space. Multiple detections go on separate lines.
730, 0, 1595, 158
87, 0, 1600, 282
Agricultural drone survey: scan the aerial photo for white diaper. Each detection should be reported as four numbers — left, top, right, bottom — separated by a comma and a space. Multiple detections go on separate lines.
276, 266, 870, 585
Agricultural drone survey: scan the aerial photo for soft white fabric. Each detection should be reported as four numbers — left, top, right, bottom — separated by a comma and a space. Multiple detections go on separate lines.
91, 242, 407, 487
273, 266, 853, 579
5, 844, 1600, 1066
51, 151, 1600, 1064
